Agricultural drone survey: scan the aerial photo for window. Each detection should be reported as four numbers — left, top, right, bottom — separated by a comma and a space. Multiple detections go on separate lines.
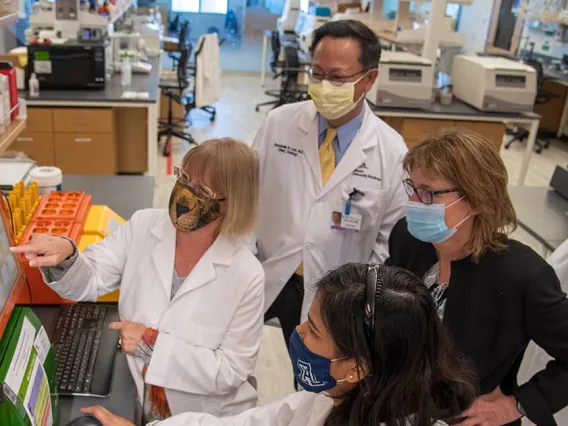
172, 0, 228, 14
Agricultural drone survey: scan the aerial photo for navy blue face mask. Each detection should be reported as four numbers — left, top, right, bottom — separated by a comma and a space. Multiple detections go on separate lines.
289, 328, 347, 393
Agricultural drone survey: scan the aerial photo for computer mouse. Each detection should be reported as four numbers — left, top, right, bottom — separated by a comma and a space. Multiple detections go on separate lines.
66, 415, 103, 426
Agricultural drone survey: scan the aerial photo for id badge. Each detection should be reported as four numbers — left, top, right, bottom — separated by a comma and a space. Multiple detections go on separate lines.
330, 211, 362, 232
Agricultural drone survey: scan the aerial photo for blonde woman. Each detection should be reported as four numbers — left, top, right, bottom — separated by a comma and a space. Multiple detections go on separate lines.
388, 130, 568, 426
12, 139, 265, 422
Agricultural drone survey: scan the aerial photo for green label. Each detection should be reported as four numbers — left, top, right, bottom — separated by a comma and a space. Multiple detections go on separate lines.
34, 52, 50, 61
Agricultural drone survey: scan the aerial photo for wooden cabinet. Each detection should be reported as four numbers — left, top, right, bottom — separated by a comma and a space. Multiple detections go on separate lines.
54, 133, 116, 174
10, 133, 55, 165
53, 108, 114, 134
379, 116, 505, 151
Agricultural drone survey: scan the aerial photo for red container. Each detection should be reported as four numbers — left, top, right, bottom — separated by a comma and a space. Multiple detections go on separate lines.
32, 191, 92, 223
0, 64, 19, 120
16, 220, 83, 304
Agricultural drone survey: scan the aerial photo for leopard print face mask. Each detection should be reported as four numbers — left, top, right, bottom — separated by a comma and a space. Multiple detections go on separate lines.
168, 181, 224, 232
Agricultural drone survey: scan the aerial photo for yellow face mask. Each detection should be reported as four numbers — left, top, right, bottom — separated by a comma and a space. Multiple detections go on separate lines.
168, 181, 224, 232
308, 73, 367, 121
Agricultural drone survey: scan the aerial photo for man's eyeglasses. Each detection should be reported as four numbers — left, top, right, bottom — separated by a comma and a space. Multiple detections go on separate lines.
174, 166, 225, 200
307, 68, 368, 86
402, 179, 461, 205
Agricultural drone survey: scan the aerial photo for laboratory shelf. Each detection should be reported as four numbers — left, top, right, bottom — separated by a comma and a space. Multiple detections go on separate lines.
0, 12, 18, 27
0, 119, 27, 154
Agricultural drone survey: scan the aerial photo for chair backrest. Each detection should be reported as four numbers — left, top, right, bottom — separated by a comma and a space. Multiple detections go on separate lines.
525, 58, 544, 91
282, 45, 301, 87
177, 44, 192, 90
270, 31, 281, 67
179, 20, 190, 46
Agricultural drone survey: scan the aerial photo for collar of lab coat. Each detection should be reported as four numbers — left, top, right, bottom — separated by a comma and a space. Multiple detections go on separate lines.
298, 101, 377, 199
151, 210, 236, 300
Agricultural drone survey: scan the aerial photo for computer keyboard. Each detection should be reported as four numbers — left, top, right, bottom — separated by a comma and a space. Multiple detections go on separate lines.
52, 303, 119, 397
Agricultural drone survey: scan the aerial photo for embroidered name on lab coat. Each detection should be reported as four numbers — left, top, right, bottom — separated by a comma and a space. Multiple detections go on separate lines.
274, 143, 304, 157
353, 163, 381, 181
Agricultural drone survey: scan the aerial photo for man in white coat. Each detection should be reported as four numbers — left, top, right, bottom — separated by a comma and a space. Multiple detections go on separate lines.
252, 20, 408, 348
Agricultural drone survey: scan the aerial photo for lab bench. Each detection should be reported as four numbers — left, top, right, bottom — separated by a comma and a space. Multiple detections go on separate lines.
374, 99, 540, 185
11, 57, 161, 177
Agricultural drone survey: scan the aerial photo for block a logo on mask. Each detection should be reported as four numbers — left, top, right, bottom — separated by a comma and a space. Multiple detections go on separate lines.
297, 360, 327, 387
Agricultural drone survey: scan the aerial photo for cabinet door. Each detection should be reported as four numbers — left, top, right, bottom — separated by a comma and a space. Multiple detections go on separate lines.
457, 121, 505, 150
54, 133, 116, 175
400, 118, 456, 148
10, 132, 55, 165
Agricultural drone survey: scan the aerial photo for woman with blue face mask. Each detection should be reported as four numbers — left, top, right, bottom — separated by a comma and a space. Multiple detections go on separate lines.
82, 263, 476, 426
387, 130, 568, 426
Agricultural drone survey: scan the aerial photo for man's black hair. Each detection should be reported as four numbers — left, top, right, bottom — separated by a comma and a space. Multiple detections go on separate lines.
309, 20, 381, 70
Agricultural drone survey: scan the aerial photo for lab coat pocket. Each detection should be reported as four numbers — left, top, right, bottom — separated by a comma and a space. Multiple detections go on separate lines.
187, 324, 226, 350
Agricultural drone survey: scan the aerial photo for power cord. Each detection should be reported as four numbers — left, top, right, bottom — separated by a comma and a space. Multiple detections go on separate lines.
1, 191, 14, 234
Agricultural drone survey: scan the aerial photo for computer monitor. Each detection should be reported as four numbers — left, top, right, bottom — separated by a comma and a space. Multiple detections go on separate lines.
0, 200, 24, 338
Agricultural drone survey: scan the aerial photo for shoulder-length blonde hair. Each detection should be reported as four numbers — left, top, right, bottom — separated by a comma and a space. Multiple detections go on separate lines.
403, 129, 517, 261
182, 138, 259, 237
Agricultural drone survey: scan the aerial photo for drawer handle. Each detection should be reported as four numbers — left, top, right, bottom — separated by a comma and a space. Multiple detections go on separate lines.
16, 137, 33, 142
74, 138, 92, 143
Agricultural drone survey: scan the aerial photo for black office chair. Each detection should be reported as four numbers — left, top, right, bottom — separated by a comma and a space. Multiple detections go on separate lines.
255, 31, 283, 111
158, 45, 197, 157
255, 43, 309, 112
168, 20, 190, 70
505, 59, 553, 154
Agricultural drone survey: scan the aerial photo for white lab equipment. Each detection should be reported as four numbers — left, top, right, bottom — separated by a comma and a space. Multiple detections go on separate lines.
277, 0, 302, 34
367, 51, 434, 109
452, 55, 537, 113
110, 32, 153, 74
121, 54, 132, 86
131, 16, 163, 57
297, 13, 330, 53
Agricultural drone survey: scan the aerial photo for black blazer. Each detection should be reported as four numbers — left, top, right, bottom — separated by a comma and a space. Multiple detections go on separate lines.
386, 218, 568, 426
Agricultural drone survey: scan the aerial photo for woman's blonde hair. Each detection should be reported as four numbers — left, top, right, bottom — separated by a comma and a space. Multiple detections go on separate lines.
403, 129, 517, 261
182, 138, 259, 237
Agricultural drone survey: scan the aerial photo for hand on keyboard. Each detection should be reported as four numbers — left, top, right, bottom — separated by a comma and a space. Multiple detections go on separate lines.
11, 234, 75, 267
109, 317, 147, 355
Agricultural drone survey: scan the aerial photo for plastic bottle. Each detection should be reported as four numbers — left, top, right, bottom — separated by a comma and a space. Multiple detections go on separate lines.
29, 73, 40, 97
121, 53, 132, 86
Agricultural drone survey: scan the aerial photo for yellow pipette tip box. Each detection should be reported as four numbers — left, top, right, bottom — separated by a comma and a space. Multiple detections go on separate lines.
84, 206, 125, 238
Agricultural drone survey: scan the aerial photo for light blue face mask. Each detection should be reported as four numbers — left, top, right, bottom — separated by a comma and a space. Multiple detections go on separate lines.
406, 196, 471, 244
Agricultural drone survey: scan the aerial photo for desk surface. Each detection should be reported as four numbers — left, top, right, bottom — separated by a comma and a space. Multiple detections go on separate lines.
22, 57, 160, 104
544, 68, 568, 84
509, 186, 568, 251
30, 306, 138, 426
374, 98, 540, 121
63, 175, 155, 220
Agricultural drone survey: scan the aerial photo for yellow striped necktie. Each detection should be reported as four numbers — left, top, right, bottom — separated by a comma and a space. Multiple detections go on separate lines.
319, 127, 337, 185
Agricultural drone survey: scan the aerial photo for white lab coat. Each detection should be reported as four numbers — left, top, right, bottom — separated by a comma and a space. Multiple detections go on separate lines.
517, 240, 568, 425
46, 209, 265, 417
252, 101, 408, 318
154, 391, 449, 426
195, 33, 221, 108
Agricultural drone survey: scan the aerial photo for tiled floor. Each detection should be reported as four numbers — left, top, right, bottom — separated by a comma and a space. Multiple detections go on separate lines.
154, 69, 568, 409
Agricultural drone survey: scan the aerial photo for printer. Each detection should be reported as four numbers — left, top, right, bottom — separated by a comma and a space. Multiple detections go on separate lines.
452, 55, 537, 113
367, 51, 434, 109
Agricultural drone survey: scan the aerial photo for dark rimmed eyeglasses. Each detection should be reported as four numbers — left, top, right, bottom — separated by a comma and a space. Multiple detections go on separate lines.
365, 264, 384, 346
174, 166, 225, 200
402, 178, 461, 205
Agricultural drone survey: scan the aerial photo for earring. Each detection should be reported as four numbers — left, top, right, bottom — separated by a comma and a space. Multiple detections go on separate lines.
349, 375, 354, 380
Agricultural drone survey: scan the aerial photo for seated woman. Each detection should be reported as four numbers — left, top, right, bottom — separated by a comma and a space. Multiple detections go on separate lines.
12, 138, 265, 422
82, 262, 477, 426
387, 130, 568, 425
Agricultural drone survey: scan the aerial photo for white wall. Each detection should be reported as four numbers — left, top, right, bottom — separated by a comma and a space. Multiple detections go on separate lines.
457, 0, 494, 55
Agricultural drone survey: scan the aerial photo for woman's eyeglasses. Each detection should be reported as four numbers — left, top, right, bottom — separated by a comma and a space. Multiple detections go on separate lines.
174, 166, 225, 200
402, 179, 461, 205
